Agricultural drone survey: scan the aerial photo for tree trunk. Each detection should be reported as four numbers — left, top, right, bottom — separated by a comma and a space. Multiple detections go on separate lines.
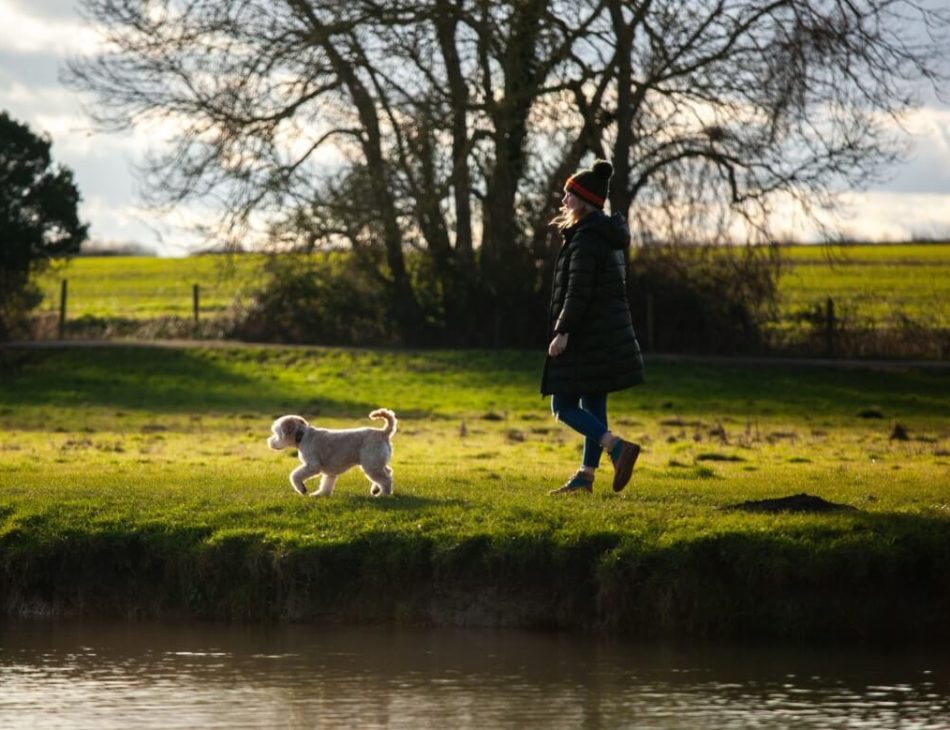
290, 0, 422, 339
608, 0, 653, 219
434, 1, 478, 341
479, 0, 547, 344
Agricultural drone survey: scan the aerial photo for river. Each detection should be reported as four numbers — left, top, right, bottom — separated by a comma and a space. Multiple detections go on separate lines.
1, 620, 948, 728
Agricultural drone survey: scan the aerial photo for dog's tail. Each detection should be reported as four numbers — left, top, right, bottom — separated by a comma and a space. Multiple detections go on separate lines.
369, 408, 397, 436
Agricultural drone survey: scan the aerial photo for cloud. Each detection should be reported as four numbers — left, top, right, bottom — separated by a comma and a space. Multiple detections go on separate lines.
5, 0, 77, 19
80, 194, 209, 256
747, 187, 950, 244
0, 0, 100, 55
831, 191, 950, 242
80, 194, 151, 241
868, 105, 950, 195
0, 49, 62, 90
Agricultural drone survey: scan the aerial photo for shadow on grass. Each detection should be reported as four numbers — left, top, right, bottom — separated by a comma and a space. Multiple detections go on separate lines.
3, 344, 948, 424
0, 346, 375, 416
622, 361, 950, 420
301, 494, 470, 513
369, 494, 469, 510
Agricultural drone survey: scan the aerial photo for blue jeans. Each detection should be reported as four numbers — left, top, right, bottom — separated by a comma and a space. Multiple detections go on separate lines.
551, 393, 609, 469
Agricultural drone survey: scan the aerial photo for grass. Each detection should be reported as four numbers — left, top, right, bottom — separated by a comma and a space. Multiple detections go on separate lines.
776, 243, 950, 328
33, 254, 265, 320
32, 243, 950, 332
1, 344, 948, 638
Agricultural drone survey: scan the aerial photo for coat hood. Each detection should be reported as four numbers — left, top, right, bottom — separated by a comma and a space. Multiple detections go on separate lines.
574, 210, 631, 250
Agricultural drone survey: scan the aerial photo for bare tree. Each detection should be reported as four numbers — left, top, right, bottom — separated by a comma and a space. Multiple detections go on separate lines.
66, 0, 948, 344
67, 0, 426, 335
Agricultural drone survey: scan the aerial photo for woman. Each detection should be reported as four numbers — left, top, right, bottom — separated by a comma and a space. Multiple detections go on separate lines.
540, 159, 644, 495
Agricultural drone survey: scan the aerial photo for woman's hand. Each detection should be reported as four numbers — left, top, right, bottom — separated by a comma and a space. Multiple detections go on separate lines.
548, 333, 569, 357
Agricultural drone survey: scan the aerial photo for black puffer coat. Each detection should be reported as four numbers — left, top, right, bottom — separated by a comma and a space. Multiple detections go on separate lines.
540, 211, 644, 396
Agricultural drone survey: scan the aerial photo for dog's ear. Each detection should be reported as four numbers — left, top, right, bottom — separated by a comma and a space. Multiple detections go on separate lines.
279, 418, 295, 439
281, 416, 306, 443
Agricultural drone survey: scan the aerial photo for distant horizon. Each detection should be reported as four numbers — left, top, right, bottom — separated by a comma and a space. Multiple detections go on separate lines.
68, 237, 950, 260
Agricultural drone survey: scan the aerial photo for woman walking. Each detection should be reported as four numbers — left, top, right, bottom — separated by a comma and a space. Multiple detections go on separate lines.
541, 159, 644, 495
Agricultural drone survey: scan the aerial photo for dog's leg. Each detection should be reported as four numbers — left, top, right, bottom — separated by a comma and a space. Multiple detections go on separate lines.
313, 474, 337, 497
364, 465, 393, 497
290, 463, 320, 495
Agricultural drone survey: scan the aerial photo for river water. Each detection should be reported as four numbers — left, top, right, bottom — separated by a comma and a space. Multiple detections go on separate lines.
1, 620, 948, 729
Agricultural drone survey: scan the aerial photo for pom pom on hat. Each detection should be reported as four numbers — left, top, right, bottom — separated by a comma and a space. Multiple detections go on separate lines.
564, 159, 613, 209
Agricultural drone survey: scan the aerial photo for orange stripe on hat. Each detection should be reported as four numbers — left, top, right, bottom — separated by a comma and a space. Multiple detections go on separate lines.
565, 177, 605, 208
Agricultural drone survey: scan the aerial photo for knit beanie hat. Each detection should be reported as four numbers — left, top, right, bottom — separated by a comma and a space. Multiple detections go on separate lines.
564, 159, 613, 209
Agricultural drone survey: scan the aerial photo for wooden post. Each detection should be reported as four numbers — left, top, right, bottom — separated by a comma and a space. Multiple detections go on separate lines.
58, 279, 68, 340
646, 292, 655, 352
193, 284, 200, 324
825, 296, 835, 357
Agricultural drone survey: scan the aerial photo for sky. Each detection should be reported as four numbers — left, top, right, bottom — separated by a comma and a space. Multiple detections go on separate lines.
2, 0, 950, 256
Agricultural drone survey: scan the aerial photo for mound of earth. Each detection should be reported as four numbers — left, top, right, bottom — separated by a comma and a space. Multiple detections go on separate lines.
725, 492, 858, 514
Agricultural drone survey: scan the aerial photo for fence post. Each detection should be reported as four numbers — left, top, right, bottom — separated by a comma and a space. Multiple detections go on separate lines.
193, 284, 200, 324
646, 291, 655, 352
825, 296, 835, 357
58, 279, 68, 340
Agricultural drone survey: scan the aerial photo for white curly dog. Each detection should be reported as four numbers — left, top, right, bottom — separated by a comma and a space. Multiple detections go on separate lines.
267, 409, 397, 497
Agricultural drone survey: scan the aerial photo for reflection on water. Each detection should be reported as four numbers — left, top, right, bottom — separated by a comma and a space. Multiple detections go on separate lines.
1, 620, 948, 729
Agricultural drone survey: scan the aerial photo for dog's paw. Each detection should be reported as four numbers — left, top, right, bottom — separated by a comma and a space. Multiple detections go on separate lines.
293, 486, 308, 496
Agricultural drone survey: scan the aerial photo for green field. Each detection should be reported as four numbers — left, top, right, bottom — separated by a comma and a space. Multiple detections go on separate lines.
34, 254, 266, 320
32, 243, 950, 331
777, 243, 950, 328
1, 344, 948, 637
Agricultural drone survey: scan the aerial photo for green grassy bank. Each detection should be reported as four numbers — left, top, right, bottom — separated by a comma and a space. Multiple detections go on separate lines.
1, 344, 948, 640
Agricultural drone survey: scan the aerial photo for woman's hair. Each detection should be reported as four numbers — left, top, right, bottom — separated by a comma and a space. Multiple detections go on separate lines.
550, 194, 597, 230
